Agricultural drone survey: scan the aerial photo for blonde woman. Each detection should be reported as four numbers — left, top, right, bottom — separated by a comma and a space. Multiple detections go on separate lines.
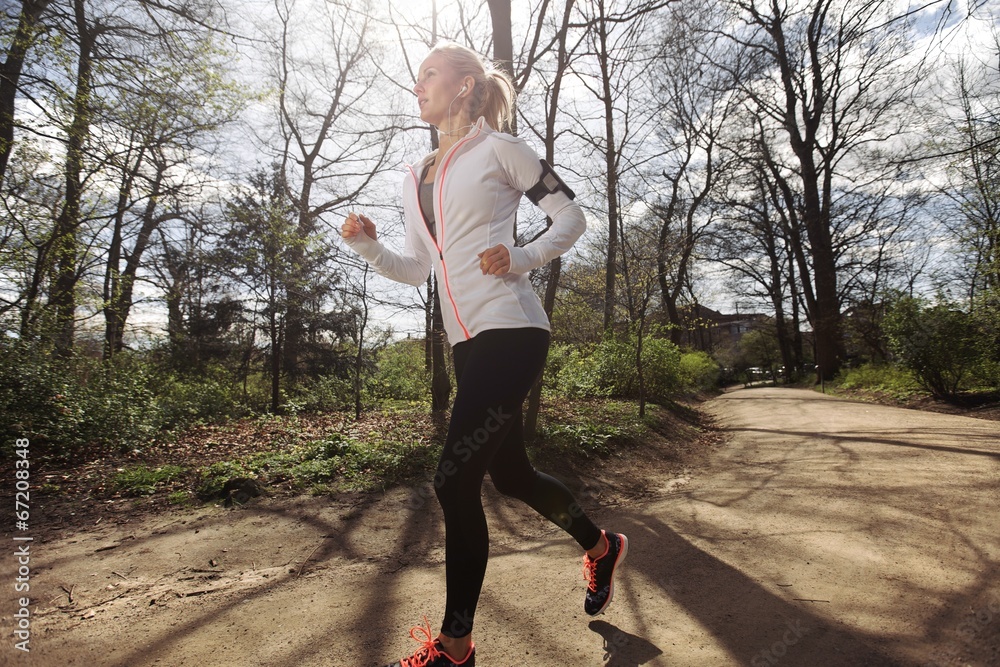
342, 42, 628, 667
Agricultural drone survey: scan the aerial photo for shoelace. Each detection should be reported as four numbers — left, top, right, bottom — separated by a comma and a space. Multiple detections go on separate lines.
400, 617, 444, 667
582, 554, 599, 593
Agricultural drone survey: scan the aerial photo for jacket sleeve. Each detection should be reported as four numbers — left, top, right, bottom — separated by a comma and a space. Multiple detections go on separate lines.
493, 137, 587, 275
342, 215, 432, 287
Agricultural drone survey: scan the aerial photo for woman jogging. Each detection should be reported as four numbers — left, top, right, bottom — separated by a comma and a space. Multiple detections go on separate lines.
341, 41, 628, 667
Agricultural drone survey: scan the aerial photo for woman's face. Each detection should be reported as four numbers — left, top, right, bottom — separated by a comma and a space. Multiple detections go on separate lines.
413, 53, 467, 128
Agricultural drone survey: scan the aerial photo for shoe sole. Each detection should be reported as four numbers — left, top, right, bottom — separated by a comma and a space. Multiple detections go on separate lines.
591, 533, 628, 616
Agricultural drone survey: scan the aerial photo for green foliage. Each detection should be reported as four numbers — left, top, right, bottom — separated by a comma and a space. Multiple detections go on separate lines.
154, 366, 250, 428
168, 490, 194, 506
293, 372, 355, 412
678, 351, 721, 392
367, 340, 430, 403
196, 431, 434, 496
547, 328, 683, 404
835, 363, 922, 400
0, 341, 161, 459
548, 343, 609, 398
884, 297, 986, 400
737, 329, 781, 372
540, 421, 622, 458
112, 465, 185, 496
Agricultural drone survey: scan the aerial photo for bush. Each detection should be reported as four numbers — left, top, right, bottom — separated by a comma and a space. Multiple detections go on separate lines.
549, 328, 683, 404
678, 351, 721, 393
0, 341, 162, 459
552, 344, 610, 398
294, 372, 355, 412
836, 363, 921, 400
884, 297, 985, 400
155, 366, 250, 428
367, 340, 429, 403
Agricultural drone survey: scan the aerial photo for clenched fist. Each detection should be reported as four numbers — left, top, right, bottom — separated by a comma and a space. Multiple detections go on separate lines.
478, 244, 511, 276
342, 212, 377, 241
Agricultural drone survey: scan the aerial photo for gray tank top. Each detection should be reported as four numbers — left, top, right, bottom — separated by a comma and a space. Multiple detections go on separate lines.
419, 163, 437, 240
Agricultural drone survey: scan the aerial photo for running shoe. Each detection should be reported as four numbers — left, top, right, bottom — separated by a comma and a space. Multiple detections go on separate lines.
384, 618, 475, 667
582, 530, 629, 616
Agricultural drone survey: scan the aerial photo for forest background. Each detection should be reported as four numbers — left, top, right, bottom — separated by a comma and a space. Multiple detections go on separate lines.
1, 0, 997, 494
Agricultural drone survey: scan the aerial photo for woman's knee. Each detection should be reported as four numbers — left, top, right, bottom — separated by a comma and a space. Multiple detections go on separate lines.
433, 458, 481, 508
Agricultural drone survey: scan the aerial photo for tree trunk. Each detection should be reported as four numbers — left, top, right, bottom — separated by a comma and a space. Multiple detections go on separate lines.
270, 315, 282, 414
105, 155, 167, 358
0, 0, 52, 187
50, 0, 95, 355
597, 4, 620, 333
353, 266, 370, 420
524, 0, 575, 441
486, 0, 513, 76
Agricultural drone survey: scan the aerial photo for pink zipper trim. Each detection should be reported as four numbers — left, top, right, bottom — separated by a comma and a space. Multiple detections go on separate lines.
407, 123, 483, 342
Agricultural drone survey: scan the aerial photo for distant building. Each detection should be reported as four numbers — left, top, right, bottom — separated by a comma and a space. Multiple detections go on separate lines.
677, 304, 771, 352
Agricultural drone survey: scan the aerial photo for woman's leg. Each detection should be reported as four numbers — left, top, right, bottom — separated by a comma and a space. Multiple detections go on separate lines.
434, 328, 551, 640
486, 405, 603, 551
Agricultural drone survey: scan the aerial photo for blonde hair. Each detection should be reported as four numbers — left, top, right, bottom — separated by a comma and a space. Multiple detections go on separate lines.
427, 41, 516, 132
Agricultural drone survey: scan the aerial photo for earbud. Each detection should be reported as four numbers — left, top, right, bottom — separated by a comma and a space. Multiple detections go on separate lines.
460, 84, 468, 95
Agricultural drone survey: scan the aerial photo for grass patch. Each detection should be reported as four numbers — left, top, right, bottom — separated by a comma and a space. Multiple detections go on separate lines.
831, 363, 924, 403
112, 464, 185, 496
534, 399, 650, 459
167, 490, 193, 506
196, 431, 438, 498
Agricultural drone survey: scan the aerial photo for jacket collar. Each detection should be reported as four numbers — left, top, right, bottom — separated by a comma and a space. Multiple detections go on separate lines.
409, 117, 489, 171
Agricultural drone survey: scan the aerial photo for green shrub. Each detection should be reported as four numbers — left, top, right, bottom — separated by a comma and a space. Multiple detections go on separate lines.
884, 297, 985, 400
552, 345, 608, 398
294, 372, 355, 412
548, 328, 683, 404
112, 464, 185, 496
541, 421, 621, 457
0, 341, 162, 459
836, 363, 922, 399
367, 340, 429, 402
155, 366, 249, 428
678, 351, 721, 392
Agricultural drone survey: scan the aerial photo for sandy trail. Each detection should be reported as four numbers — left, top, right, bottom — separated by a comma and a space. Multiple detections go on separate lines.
2, 387, 999, 666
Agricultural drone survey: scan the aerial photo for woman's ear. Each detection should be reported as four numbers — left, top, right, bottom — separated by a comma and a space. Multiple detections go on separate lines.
462, 77, 474, 96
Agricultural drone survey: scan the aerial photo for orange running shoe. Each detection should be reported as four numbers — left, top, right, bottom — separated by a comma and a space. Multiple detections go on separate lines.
582, 530, 629, 616
384, 618, 475, 667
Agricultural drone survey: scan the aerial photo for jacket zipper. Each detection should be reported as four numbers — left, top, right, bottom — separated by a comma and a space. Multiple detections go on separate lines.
408, 123, 483, 341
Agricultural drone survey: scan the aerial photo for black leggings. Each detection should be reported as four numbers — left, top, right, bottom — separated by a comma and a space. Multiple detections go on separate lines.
436, 327, 603, 639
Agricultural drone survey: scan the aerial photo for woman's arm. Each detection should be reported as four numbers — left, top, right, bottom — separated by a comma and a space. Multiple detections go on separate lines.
342, 212, 432, 286
492, 139, 587, 275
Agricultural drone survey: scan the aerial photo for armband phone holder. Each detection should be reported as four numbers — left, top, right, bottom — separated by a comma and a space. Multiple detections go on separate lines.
525, 159, 576, 205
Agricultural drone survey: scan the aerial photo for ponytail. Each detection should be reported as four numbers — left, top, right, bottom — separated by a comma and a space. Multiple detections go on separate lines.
480, 71, 516, 132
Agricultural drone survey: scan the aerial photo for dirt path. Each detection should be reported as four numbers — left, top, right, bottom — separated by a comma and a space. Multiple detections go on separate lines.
3, 387, 999, 666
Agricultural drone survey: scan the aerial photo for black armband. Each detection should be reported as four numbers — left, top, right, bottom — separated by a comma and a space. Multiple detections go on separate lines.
525, 159, 576, 205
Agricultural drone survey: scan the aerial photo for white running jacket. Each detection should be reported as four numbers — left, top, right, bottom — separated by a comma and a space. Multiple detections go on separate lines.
343, 117, 587, 345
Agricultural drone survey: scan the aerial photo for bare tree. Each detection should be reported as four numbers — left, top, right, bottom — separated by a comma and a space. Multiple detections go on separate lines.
570, 0, 670, 332
645, 3, 738, 346
715, 0, 919, 380
930, 51, 1000, 304
271, 0, 395, 385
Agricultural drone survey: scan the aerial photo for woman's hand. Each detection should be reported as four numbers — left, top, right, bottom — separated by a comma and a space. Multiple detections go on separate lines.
478, 244, 511, 276
342, 212, 377, 241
